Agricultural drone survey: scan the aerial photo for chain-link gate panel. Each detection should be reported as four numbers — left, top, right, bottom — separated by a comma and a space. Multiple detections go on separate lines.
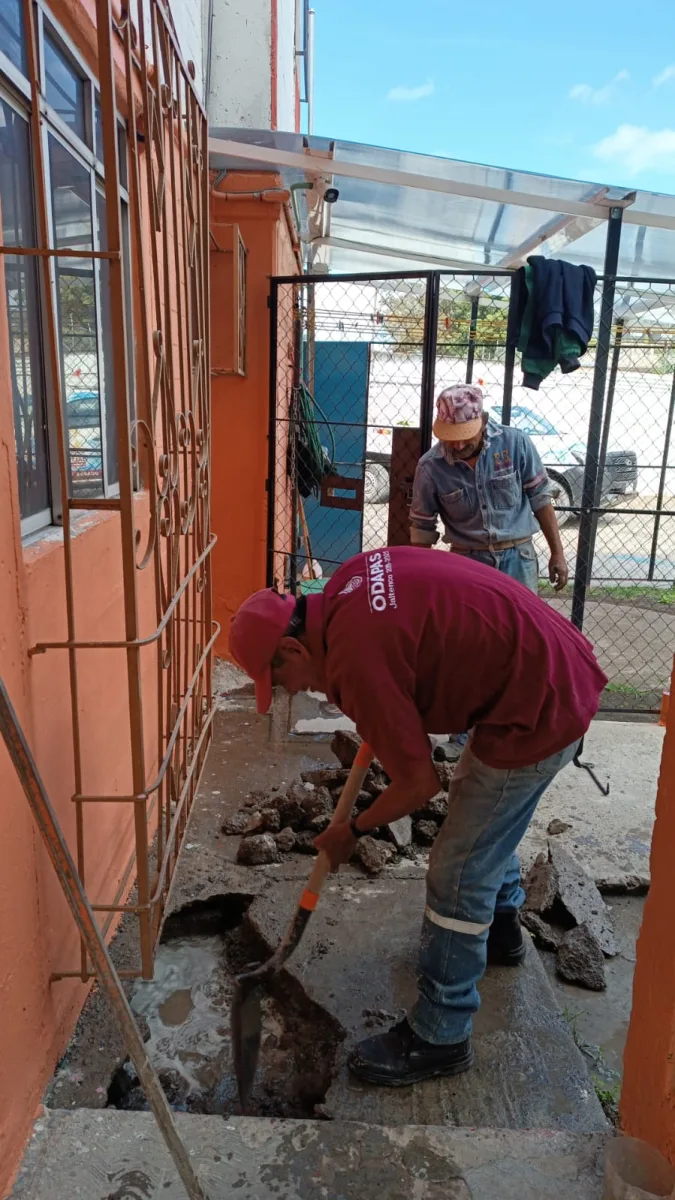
268, 274, 434, 590
269, 269, 675, 715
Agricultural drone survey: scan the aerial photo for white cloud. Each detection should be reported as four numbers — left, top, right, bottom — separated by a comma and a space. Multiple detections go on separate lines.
386, 79, 434, 102
569, 70, 629, 105
653, 65, 675, 88
593, 124, 675, 176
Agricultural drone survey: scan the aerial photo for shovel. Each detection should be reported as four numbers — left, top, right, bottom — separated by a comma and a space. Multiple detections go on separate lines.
231, 741, 373, 1110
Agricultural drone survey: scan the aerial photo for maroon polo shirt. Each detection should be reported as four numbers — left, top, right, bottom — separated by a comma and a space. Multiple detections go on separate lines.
304, 547, 606, 779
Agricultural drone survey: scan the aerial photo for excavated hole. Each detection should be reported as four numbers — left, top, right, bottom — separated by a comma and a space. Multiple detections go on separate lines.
107, 893, 344, 1119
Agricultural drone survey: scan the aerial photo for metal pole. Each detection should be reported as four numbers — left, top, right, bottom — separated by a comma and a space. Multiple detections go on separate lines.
465, 294, 479, 384
0, 677, 208, 1200
96, 0, 152, 976
307, 8, 316, 135
420, 272, 440, 453
501, 276, 517, 426
648, 365, 675, 581
594, 316, 624, 510
289, 287, 303, 592
266, 279, 279, 587
571, 206, 624, 631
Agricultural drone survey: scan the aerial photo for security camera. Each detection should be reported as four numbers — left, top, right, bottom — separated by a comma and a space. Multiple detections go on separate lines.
324, 187, 340, 204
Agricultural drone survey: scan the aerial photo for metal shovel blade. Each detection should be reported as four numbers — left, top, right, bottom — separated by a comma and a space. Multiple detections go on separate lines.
231, 970, 265, 1112
231, 905, 314, 1109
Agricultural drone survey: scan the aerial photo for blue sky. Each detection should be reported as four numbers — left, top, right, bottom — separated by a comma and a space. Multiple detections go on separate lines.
312, 0, 675, 195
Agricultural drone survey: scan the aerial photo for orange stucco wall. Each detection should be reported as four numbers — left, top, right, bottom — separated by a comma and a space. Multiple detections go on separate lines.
621, 655, 675, 1160
0, 1, 159, 1192
209, 172, 300, 655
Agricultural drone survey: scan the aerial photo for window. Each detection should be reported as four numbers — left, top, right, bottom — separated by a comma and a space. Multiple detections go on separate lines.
44, 33, 86, 143
0, 0, 27, 76
0, 98, 50, 526
0, 3, 133, 530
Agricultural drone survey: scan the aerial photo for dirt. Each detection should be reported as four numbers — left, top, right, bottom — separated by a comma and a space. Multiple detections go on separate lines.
106, 897, 344, 1120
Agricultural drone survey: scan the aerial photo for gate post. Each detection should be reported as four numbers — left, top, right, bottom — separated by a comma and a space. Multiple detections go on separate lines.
420, 272, 440, 454
571, 206, 624, 632
266, 277, 279, 587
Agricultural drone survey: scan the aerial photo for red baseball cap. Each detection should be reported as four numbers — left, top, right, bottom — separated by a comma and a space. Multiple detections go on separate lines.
228, 589, 297, 714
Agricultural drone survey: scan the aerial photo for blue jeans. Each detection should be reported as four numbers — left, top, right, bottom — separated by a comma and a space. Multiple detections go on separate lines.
455, 540, 539, 593
410, 736, 580, 1045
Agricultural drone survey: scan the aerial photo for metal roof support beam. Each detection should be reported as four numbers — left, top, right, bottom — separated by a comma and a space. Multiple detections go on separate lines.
208, 137, 675, 231
313, 235, 486, 272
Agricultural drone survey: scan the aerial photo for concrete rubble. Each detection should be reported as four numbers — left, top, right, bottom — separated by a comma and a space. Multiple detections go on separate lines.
522, 840, 617, 990
549, 841, 617, 957
226, 731, 456, 875
557, 924, 607, 992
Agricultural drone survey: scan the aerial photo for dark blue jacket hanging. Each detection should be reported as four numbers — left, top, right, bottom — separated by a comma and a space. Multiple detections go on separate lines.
506, 256, 597, 389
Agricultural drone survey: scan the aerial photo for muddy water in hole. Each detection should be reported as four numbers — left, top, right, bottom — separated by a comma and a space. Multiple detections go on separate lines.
124, 933, 335, 1116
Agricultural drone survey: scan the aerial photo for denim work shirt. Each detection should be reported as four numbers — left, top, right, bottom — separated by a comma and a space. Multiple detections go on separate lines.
409, 419, 553, 548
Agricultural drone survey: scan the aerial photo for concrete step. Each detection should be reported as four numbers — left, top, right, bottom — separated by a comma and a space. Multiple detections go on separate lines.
13, 1109, 609, 1200
247, 875, 609, 1131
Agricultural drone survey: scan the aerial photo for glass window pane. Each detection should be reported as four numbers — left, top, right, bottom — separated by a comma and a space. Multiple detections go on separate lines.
44, 34, 86, 144
0, 0, 27, 76
96, 192, 118, 486
0, 101, 50, 520
94, 95, 103, 162
49, 134, 104, 498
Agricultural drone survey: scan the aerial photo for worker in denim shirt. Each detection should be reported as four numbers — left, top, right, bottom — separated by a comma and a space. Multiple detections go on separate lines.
410, 384, 569, 594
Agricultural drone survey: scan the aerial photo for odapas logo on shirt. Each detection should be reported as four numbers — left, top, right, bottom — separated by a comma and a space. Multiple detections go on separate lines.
366, 550, 397, 612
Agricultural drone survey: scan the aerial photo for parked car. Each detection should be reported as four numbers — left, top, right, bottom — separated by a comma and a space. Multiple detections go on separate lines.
364, 404, 638, 525
67, 390, 103, 494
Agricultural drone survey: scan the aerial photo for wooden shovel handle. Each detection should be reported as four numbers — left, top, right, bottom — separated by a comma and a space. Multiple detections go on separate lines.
302, 742, 373, 902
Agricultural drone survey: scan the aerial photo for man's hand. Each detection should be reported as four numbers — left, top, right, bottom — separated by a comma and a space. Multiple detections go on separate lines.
548, 552, 569, 591
314, 823, 357, 872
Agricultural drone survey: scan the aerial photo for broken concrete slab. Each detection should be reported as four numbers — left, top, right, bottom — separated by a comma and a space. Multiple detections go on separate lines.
388, 815, 413, 850
557, 924, 607, 992
548, 818, 573, 836
521, 911, 564, 951
354, 836, 395, 875
244, 877, 607, 1132
331, 729, 363, 767
523, 853, 559, 913
236, 833, 281, 865
12, 1110, 609, 1200
548, 841, 617, 956
519, 719, 662, 888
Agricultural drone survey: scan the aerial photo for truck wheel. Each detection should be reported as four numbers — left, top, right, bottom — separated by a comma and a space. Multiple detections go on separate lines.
549, 473, 575, 528
364, 461, 390, 504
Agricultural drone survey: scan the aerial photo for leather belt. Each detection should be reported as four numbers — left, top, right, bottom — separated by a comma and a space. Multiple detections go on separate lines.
451, 536, 532, 554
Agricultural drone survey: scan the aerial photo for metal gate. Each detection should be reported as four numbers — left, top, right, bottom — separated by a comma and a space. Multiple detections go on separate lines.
21, 0, 213, 981
269, 262, 675, 714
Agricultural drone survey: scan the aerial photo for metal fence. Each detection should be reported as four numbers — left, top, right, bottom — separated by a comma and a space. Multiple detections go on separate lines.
269, 262, 675, 714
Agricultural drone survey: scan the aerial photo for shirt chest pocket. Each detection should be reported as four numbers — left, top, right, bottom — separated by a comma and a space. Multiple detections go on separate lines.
488, 470, 521, 511
439, 487, 477, 520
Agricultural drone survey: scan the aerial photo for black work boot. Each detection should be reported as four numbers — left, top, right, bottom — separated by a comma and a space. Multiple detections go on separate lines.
348, 1019, 473, 1087
487, 910, 526, 967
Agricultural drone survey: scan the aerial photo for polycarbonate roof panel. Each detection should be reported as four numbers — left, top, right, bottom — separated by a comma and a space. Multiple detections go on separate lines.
209, 129, 675, 279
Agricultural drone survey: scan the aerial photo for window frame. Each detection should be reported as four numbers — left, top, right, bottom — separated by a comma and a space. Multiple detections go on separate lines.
0, 0, 134, 536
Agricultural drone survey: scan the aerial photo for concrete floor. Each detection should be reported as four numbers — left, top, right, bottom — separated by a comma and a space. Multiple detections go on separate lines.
519, 720, 662, 887
28, 687, 657, 1198
23, 992, 614, 1199
12, 1111, 610, 1200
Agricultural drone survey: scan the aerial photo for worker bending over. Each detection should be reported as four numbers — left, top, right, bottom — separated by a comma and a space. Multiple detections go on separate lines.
230, 548, 605, 1087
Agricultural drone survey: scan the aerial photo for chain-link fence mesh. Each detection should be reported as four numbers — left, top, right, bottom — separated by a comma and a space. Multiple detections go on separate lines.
270, 271, 675, 714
